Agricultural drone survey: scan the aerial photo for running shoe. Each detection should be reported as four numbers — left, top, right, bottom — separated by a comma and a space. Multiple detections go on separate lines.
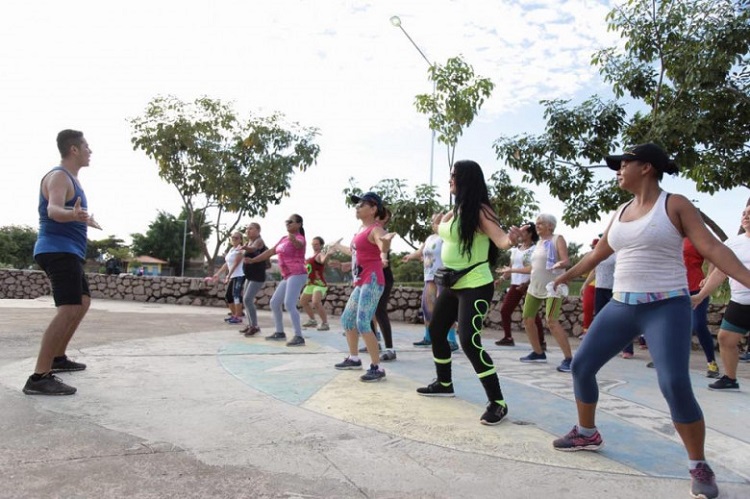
227, 316, 243, 324
556, 357, 572, 373
689, 462, 719, 499
495, 338, 515, 346
317, 322, 330, 331
416, 380, 455, 397
51, 356, 86, 373
449, 341, 460, 352
480, 401, 508, 426
286, 335, 305, 347
360, 364, 386, 382
519, 351, 547, 363
335, 357, 362, 370
379, 349, 397, 362
413, 339, 432, 347
708, 375, 739, 391
706, 361, 720, 379
302, 319, 318, 328
739, 350, 750, 362
23, 373, 77, 396
359, 343, 382, 353
244, 326, 260, 337
265, 332, 286, 341
553, 426, 603, 451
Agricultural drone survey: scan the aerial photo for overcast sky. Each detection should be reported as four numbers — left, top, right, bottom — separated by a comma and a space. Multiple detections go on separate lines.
1, 0, 747, 256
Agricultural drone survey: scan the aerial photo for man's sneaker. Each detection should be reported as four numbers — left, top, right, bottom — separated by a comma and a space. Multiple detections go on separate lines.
413, 339, 432, 347
480, 401, 508, 426
553, 426, 604, 451
379, 349, 397, 362
286, 335, 305, 347
689, 462, 719, 499
50, 356, 86, 373
519, 351, 547, 363
739, 350, 750, 362
302, 319, 318, 328
495, 337, 515, 346
360, 364, 386, 382
227, 316, 243, 324
224, 315, 234, 322
448, 341, 460, 352
416, 380, 455, 397
265, 332, 286, 341
706, 361, 720, 379
708, 375, 739, 391
23, 373, 76, 396
335, 357, 363, 370
556, 357, 572, 373
359, 343, 382, 353
317, 322, 330, 331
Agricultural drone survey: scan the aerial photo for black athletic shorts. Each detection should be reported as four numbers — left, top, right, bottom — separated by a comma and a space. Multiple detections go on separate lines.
35, 252, 90, 306
721, 301, 750, 334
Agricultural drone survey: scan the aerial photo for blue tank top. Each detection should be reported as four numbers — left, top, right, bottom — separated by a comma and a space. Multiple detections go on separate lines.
33, 167, 88, 260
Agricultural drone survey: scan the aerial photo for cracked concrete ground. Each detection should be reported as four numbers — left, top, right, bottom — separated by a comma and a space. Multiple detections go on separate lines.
0, 297, 748, 499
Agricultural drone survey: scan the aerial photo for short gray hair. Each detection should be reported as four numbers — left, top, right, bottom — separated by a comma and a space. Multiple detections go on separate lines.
537, 213, 557, 230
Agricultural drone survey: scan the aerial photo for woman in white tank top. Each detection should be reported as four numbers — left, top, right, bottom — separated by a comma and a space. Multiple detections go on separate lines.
548, 143, 750, 499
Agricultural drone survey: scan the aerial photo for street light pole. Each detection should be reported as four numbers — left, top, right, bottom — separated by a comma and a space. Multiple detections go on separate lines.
390, 15, 436, 186
181, 219, 187, 277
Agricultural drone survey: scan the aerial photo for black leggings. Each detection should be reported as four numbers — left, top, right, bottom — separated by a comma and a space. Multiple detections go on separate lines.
371, 266, 394, 348
428, 282, 504, 402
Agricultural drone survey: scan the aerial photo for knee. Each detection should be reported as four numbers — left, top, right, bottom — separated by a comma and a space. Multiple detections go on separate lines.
717, 330, 738, 348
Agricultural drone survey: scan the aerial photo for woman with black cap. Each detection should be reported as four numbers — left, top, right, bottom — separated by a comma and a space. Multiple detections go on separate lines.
550, 143, 750, 499
331, 192, 395, 382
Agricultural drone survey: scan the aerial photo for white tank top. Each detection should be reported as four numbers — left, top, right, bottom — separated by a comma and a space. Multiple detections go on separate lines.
608, 191, 687, 293
528, 235, 563, 298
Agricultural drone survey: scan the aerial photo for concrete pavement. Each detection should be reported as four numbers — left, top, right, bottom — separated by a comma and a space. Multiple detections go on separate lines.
0, 297, 748, 498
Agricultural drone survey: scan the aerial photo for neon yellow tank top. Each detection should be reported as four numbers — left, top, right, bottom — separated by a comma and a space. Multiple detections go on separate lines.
438, 217, 493, 289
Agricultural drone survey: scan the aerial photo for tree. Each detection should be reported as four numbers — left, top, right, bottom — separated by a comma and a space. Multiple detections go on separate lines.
87, 235, 127, 262
130, 96, 320, 272
415, 56, 495, 170
130, 210, 210, 276
0, 225, 37, 269
494, 0, 750, 237
486, 170, 539, 227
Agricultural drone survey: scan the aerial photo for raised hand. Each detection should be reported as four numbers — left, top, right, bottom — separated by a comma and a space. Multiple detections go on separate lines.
71, 197, 89, 223
87, 213, 102, 230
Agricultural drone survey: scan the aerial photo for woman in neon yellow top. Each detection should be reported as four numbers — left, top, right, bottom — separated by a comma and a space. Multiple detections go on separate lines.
416, 160, 520, 426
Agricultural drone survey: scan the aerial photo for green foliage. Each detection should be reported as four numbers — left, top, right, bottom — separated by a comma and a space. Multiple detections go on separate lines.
495, 0, 750, 232
130, 95, 320, 271
390, 251, 424, 283
0, 225, 37, 269
343, 178, 445, 250
130, 210, 211, 276
415, 56, 495, 168
486, 170, 539, 227
86, 235, 127, 262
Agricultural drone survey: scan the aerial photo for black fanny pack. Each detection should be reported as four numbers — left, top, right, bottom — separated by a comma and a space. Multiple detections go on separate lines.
433, 261, 487, 288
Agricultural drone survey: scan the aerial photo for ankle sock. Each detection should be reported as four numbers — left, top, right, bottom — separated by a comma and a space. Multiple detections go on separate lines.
577, 425, 597, 437
689, 460, 707, 470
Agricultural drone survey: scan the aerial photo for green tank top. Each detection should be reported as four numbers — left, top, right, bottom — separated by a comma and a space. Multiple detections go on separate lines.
438, 217, 493, 289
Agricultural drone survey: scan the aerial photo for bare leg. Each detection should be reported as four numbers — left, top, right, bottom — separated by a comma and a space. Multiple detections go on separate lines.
674, 420, 706, 460
54, 295, 90, 357
312, 292, 328, 323
36, 302, 86, 373
300, 294, 315, 320
345, 330, 359, 356
576, 400, 597, 428
524, 317, 543, 354
717, 329, 741, 379
548, 319, 573, 358
361, 331, 380, 366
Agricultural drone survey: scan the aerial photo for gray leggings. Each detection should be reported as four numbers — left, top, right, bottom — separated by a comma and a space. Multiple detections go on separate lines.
243, 280, 265, 326
270, 273, 307, 337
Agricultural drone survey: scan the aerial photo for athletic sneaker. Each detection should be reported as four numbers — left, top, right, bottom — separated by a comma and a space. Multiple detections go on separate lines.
689, 462, 719, 499
739, 350, 750, 362
317, 322, 330, 331
302, 319, 318, 328
51, 356, 86, 373
335, 357, 363, 370
416, 380, 455, 397
244, 325, 260, 337
239, 326, 251, 335
706, 361, 720, 379
227, 316, 243, 324
286, 335, 305, 347
708, 375, 739, 391
556, 357, 572, 373
379, 349, 397, 362
23, 373, 77, 396
413, 339, 432, 347
360, 364, 386, 382
519, 351, 547, 363
265, 332, 286, 341
448, 341, 460, 352
495, 337, 515, 346
480, 401, 508, 426
358, 343, 382, 353
646, 361, 655, 368
553, 426, 603, 451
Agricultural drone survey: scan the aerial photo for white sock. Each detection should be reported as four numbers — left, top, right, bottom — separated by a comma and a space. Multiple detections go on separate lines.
577, 425, 597, 437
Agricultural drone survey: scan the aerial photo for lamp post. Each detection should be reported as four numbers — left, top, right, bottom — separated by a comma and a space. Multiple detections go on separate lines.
390, 15, 437, 186
181, 219, 188, 277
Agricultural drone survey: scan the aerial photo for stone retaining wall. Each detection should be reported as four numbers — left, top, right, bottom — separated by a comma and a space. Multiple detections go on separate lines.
0, 269, 726, 335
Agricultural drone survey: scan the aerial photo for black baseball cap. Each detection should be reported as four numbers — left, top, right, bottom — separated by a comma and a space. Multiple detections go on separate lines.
350, 191, 383, 208
605, 143, 679, 174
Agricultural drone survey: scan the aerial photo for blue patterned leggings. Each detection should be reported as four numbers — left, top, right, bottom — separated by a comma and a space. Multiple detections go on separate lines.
341, 272, 384, 334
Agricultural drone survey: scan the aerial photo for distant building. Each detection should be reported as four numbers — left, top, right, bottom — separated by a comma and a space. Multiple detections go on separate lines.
126, 256, 169, 276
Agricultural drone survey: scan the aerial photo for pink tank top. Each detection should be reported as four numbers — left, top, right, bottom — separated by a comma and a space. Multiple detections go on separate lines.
351, 224, 384, 287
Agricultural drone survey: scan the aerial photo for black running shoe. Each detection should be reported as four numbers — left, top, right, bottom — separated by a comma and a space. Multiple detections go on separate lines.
480, 401, 508, 426
265, 332, 286, 341
417, 380, 455, 397
51, 356, 86, 373
23, 373, 77, 396
708, 375, 740, 391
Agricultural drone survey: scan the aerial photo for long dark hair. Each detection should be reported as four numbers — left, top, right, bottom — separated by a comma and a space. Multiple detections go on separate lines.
451, 160, 500, 266
291, 214, 305, 237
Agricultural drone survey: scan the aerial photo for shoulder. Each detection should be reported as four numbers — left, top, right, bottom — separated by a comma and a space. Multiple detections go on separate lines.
665, 192, 693, 211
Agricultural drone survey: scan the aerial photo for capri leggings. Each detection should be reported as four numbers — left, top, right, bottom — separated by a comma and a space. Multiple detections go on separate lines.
270, 273, 307, 337
428, 282, 503, 402
572, 295, 703, 424
341, 272, 384, 334
372, 266, 394, 348
690, 290, 716, 363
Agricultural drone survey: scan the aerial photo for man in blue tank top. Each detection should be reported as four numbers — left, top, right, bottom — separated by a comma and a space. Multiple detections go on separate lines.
23, 129, 101, 396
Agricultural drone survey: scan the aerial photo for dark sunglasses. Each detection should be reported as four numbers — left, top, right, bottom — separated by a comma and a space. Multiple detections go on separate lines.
285, 219, 298, 224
